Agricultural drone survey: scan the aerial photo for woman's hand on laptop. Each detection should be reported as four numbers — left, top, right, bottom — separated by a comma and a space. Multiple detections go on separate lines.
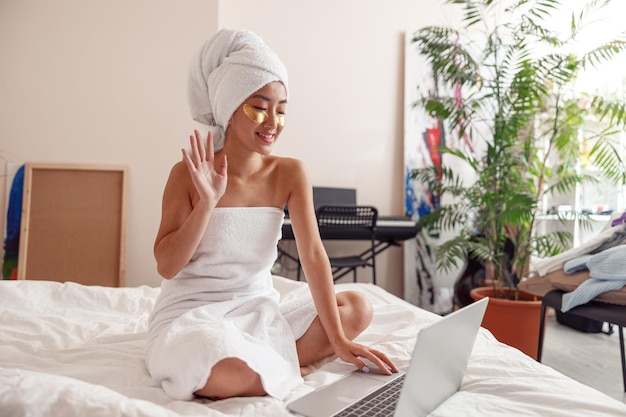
334, 339, 398, 375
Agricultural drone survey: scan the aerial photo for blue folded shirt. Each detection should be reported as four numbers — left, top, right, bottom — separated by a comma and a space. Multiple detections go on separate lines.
561, 245, 626, 312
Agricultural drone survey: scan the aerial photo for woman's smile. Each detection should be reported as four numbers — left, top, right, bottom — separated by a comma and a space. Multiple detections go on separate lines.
257, 131, 275, 144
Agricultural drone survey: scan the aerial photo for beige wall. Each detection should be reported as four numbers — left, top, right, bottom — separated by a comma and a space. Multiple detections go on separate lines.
0, 0, 447, 297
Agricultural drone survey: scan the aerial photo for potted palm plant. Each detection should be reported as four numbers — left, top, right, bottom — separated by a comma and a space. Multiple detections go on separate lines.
410, 0, 626, 358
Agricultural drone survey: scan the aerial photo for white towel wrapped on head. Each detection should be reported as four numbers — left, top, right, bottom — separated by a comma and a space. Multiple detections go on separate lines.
187, 29, 289, 151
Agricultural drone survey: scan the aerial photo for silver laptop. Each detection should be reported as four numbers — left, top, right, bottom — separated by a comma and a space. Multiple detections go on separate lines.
287, 297, 488, 417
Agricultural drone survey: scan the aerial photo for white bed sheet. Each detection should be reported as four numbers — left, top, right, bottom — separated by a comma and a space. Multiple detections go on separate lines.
1, 277, 625, 417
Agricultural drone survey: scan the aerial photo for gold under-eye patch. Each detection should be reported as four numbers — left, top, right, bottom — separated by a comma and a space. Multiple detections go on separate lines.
243, 104, 267, 123
243, 104, 285, 127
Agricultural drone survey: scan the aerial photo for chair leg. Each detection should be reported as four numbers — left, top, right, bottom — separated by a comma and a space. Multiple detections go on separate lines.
619, 326, 626, 392
537, 303, 548, 362
296, 262, 301, 281
371, 240, 376, 286
353, 269, 357, 283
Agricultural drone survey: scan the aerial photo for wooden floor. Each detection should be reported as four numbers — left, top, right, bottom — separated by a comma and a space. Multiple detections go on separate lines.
541, 308, 625, 403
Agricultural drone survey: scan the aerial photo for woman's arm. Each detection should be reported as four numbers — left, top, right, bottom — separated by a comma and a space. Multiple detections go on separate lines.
154, 131, 227, 279
286, 161, 345, 342
286, 160, 396, 375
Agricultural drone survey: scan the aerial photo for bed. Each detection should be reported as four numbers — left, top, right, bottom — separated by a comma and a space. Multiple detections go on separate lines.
1, 276, 625, 417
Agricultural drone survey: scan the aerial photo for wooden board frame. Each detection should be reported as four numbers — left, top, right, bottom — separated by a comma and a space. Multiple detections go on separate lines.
17, 163, 128, 286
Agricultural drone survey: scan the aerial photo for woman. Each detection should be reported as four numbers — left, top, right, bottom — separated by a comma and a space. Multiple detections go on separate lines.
145, 29, 397, 402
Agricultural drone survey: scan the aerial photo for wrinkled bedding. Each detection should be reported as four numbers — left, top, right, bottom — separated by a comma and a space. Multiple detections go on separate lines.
1, 276, 625, 417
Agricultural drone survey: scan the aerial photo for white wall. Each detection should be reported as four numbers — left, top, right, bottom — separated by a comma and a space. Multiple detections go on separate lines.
0, 0, 449, 297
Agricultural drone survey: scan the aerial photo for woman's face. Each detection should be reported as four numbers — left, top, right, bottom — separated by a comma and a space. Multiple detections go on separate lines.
227, 81, 287, 154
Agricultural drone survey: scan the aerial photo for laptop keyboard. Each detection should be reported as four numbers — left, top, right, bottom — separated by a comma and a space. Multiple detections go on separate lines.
335, 374, 406, 417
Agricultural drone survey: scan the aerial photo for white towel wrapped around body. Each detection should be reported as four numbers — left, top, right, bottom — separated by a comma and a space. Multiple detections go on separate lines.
145, 207, 317, 400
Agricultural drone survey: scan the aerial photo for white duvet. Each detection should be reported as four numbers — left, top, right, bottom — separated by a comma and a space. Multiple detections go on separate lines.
1, 277, 625, 417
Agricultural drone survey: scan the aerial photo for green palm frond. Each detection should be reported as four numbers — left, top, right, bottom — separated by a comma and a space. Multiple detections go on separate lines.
531, 230, 573, 258
583, 38, 626, 68
587, 136, 626, 184
545, 172, 588, 196
432, 229, 484, 272
412, 29, 480, 88
417, 202, 475, 233
589, 96, 626, 126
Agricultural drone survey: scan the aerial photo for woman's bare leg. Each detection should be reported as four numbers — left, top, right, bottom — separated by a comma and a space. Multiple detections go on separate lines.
296, 291, 373, 368
194, 357, 266, 399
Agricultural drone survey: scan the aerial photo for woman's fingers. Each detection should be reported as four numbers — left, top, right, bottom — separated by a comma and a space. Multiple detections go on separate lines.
180, 130, 227, 203
366, 348, 399, 374
188, 134, 201, 168
181, 148, 193, 172
358, 351, 391, 375
217, 154, 228, 176
349, 345, 398, 375
186, 130, 217, 171
194, 130, 207, 162
204, 130, 214, 158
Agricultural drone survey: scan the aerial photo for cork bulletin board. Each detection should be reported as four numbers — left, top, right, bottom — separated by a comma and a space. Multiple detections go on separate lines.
17, 163, 128, 286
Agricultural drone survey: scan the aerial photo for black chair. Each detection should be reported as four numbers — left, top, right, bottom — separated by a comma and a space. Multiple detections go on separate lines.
315, 205, 378, 284
537, 290, 626, 392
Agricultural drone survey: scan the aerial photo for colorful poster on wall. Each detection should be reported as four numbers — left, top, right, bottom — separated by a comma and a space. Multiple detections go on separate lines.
403, 32, 467, 313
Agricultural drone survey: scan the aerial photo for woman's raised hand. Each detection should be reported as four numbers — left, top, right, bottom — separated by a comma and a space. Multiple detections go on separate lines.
182, 130, 228, 204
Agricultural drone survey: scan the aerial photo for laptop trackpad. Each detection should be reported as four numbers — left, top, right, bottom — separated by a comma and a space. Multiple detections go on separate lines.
287, 372, 400, 417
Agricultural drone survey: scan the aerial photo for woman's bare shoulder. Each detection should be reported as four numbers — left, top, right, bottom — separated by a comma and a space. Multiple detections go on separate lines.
167, 160, 191, 181
272, 155, 307, 173
163, 160, 194, 195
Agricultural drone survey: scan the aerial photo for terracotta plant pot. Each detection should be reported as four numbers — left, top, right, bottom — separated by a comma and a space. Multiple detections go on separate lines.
469, 286, 543, 360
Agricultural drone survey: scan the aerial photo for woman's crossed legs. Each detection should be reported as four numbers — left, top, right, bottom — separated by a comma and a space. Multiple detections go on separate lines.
193, 291, 373, 399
